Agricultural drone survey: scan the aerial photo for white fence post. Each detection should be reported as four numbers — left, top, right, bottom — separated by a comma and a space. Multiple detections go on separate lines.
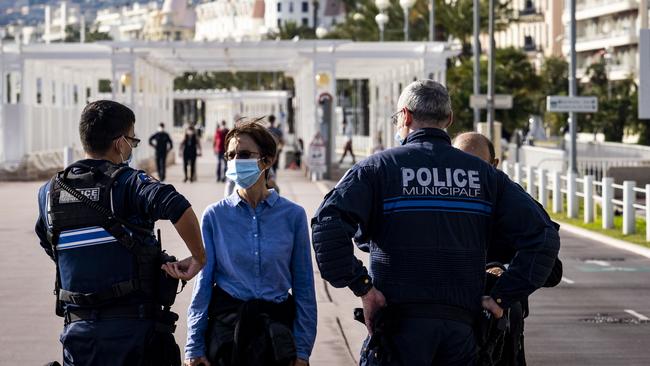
584, 175, 594, 223
502, 160, 510, 177
646, 184, 650, 242
63, 146, 74, 168
514, 163, 522, 186
552, 171, 562, 214
526, 166, 535, 197
602, 177, 614, 229
623, 180, 636, 235
538, 168, 548, 208
567, 171, 578, 218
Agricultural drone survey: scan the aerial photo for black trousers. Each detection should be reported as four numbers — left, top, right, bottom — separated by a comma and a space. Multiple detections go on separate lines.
216, 152, 226, 181
61, 319, 154, 366
155, 152, 167, 181
359, 318, 477, 366
183, 156, 196, 181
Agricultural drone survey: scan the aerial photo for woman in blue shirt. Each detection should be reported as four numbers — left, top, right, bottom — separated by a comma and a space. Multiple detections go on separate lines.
185, 121, 317, 366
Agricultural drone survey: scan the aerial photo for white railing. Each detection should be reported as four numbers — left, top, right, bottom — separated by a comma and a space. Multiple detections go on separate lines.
502, 160, 650, 242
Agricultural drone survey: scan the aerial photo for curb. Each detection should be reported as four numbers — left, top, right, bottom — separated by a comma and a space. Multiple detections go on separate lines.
558, 221, 650, 259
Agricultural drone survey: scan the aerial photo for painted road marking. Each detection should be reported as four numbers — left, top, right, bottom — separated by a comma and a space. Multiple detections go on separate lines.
561, 276, 575, 284
585, 260, 611, 267
624, 309, 650, 321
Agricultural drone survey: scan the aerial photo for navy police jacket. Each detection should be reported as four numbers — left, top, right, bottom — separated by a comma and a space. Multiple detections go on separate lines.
35, 159, 191, 307
312, 128, 560, 317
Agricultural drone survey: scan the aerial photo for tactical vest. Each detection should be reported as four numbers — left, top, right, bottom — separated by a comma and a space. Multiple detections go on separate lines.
47, 162, 160, 308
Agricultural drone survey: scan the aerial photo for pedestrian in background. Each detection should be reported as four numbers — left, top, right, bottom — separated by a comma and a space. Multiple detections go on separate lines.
185, 121, 316, 366
311, 80, 560, 365
180, 125, 202, 183
214, 120, 229, 182
339, 118, 356, 164
148, 122, 173, 181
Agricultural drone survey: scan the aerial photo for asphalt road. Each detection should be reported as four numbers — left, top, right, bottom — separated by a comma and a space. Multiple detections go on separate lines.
1, 157, 649, 365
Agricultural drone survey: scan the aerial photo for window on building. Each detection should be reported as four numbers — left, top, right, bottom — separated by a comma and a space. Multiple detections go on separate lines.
277, 2, 282, 12
289, 2, 294, 13
523, 35, 536, 51
302, 18, 309, 26
277, 19, 282, 28
302, 1, 309, 12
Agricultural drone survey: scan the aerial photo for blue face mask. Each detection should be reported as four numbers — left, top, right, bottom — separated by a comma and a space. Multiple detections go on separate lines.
226, 159, 263, 189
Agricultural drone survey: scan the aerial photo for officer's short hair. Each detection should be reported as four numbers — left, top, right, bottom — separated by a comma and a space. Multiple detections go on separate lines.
224, 119, 277, 164
79, 100, 135, 154
268, 114, 276, 124
397, 80, 451, 126
454, 132, 495, 162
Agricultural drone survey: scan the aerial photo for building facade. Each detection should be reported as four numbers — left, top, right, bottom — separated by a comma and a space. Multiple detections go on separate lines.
43, 1, 82, 43
194, 0, 266, 41
567, 0, 649, 81
93, 2, 159, 41
265, 0, 345, 31
143, 0, 195, 41
485, 0, 565, 62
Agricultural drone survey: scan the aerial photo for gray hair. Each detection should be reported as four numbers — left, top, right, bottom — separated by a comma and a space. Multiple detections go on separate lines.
397, 80, 452, 126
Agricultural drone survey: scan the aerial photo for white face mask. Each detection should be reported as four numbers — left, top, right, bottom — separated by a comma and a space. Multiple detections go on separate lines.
119, 136, 134, 165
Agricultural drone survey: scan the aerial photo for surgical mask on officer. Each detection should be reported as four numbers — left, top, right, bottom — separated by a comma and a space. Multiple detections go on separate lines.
392, 108, 410, 145
226, 158, 264, 189
118, 136, 134, 165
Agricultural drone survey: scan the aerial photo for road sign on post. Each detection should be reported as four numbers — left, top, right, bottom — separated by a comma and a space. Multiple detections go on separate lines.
470, 94, 513, 109
546, 96, 598, 113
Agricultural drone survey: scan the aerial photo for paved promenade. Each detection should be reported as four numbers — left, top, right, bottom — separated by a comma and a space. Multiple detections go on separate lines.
2, 156, 650, 365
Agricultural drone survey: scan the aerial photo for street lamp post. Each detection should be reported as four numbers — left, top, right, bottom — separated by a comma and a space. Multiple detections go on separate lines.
472, 0, 480, 129
487, 0, 496, 141
375, 0, 390, 42
429, 0, 435, 41
315, 26, 328, 39
400, 0, 416, 41
375, 13, 389, 42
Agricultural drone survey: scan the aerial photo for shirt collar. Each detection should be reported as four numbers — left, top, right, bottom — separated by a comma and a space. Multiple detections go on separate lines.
404, 128, 451, 145
225, 189, 280, 208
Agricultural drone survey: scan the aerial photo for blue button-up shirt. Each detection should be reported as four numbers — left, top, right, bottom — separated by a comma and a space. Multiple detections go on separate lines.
185, 190, 317, 360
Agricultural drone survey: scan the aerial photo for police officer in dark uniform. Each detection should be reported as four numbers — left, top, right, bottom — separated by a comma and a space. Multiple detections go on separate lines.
311, 80, 560, 365
35, 100, 207, 366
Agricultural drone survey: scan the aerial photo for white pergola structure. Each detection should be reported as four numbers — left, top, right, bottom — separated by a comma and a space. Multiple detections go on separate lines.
174, 89, 290, 136
0, 40, 456, 173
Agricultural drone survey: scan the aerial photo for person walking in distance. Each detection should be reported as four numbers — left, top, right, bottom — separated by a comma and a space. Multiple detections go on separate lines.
339, 118, 356, 165
148, 122, 173, 181
214, 120, 229, 182
180, 126, 202, 183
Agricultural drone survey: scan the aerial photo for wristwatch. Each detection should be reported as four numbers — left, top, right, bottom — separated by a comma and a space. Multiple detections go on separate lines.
349, 274, 373, 297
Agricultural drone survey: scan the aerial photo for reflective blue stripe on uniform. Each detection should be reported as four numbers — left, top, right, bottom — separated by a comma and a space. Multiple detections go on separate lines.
383, 198, 493, 214
57, 226, 116, 250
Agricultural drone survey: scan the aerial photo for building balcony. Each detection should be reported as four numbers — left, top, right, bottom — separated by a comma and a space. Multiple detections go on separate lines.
517, 7, 545, 22
573, 30, 638, 52
572, 0, 639, 21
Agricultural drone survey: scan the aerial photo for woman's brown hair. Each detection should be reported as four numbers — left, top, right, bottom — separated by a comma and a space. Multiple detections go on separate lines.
224, 120, 278, 164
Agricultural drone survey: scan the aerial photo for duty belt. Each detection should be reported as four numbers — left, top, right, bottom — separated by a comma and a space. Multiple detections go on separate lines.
64, 303, 155, 325
394, 303, 476, 326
